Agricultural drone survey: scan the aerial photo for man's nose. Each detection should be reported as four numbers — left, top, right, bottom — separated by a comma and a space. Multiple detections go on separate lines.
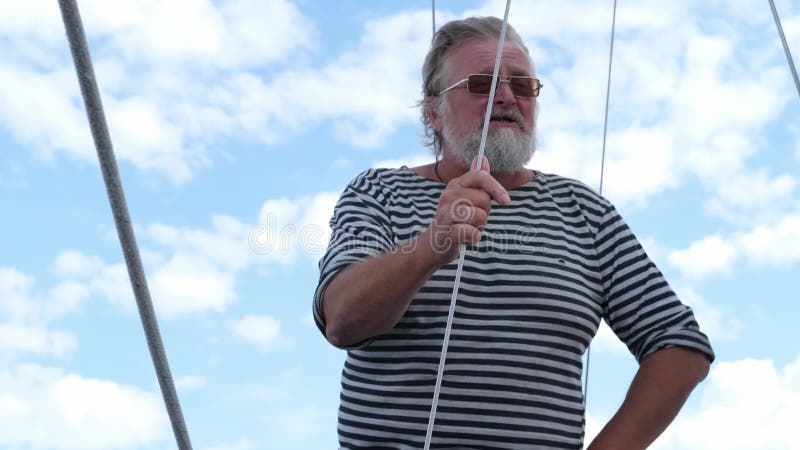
493, 80, 516, 105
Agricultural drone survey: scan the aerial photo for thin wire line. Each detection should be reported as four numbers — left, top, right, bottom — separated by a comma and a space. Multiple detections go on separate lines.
432, 0, 436, 37
599, 0, 616, 198
586, 0, 617, 411
57, 1, 192, 449
424, 3, 512, 448
768, 0, 800, 100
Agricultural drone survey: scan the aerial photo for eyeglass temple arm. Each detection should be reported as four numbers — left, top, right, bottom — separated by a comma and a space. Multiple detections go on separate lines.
437, 78, 469, 96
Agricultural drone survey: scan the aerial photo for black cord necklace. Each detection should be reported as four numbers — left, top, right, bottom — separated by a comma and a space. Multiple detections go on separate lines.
434, 160, 445, 183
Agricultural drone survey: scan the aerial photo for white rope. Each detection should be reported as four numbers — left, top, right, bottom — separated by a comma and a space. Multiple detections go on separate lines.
423, 2, 512, 448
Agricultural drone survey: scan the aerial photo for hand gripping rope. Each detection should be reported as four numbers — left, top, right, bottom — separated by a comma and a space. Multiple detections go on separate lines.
57, 1, 193, 449
423, 1, 512, 448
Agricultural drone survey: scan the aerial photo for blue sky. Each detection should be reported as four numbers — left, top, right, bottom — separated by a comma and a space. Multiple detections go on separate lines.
1, 0, 799, 448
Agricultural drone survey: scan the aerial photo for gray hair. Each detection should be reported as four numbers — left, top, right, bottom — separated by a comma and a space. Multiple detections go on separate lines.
420, 17, 531, 157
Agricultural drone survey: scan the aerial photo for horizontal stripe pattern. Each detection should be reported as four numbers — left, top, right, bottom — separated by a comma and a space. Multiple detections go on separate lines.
314, 167, 714, 449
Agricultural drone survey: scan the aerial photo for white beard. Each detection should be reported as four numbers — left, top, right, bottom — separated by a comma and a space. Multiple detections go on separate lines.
444, 124, 535, 173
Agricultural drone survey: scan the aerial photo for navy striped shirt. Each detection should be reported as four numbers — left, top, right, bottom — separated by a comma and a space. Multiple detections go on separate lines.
314, 167, 714, 449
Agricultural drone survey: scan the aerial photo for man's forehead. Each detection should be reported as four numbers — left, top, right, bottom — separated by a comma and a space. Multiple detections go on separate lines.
447, 39, 532, 73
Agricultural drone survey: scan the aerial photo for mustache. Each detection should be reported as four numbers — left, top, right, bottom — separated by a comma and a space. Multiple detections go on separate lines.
485, 108, 527, 131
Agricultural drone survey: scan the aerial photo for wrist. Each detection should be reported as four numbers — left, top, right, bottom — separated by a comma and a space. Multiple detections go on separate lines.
419, 225, 459, 266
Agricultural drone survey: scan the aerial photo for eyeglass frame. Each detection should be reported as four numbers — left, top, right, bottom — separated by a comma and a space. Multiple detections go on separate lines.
437, 73, 543, 98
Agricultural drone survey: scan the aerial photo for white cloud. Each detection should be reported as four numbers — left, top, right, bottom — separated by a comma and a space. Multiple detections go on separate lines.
0, 268, 82, 360
706, 170, 797, 225
0, 0, 63, 41
0, 0, 314, 67
105, 96, 193, 182
254, 192, 340, 263
0, 363, 170, 449
601, 125, 679, 207
2, 266, 89, 321
668, 213, 800, 279
0, 65, 90, 161
48, 281, 92, 318
674, 286, 742, 342
0, 323, 77, 359
223, 8, 431, 148
53, 251, 106, 278
0, 0, 316, 182
668, 234, 738, 279
42, 189, 340, 319
652, 354, 800, 449
0, 267, 37, 323
231, 315, 282, 349
0, 0, 439, 181
737, 214, 800, 267
144, 214, 252, 272
174, 375, 207, 390
85, 262, 135, 311
53, 249, 237, 318
53, 213, 254, 318
150, 252, 237, 317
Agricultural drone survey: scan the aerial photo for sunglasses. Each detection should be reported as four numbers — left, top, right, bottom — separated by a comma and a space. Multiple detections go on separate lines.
438, 74, 543, 98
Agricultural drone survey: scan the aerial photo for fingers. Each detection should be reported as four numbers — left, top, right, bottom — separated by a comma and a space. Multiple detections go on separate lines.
429, 156, 511, 254
450, 200, 489, 229
455, 170, 510, 205
452, 223, 483, 246
439, 188, 491, 217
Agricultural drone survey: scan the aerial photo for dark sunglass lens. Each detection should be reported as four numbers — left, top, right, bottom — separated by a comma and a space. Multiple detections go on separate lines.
511, 77, 535, 97
468, 75, 493, 94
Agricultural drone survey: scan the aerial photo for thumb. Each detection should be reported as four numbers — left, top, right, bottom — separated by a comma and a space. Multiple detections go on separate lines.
471, 155, 491, 173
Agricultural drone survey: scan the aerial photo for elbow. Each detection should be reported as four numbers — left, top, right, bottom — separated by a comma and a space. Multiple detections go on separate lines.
323, 295, 353, 347
326, 315, 374, 348
696, 355, 711, 382
684, 348, 712, 384
325, 320, 350, 348
325, 311, 362, 348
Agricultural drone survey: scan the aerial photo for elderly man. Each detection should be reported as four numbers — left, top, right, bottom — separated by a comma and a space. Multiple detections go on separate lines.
314, 16, 713, 450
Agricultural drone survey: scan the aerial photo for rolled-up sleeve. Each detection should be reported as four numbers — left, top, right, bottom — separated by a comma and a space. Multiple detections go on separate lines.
596, 204, 715, 363
312, 170, 396, 348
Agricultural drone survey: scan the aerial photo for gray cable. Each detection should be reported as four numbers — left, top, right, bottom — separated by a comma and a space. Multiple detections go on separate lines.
768, 0, 800, 100
57, 1, 193, 449
586, 0, 617, 410
431, 0, 436, 36
599, 0, 616, 199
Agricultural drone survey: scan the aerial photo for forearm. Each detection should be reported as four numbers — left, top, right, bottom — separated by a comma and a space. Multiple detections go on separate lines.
588, 347, 711, 450
322, 229, 449, 347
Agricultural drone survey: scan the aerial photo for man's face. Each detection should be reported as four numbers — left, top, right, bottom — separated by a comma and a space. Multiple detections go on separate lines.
432, 39, 537, 172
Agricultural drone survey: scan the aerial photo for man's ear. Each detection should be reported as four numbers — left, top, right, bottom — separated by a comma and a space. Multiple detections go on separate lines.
426, 98, 444, 133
